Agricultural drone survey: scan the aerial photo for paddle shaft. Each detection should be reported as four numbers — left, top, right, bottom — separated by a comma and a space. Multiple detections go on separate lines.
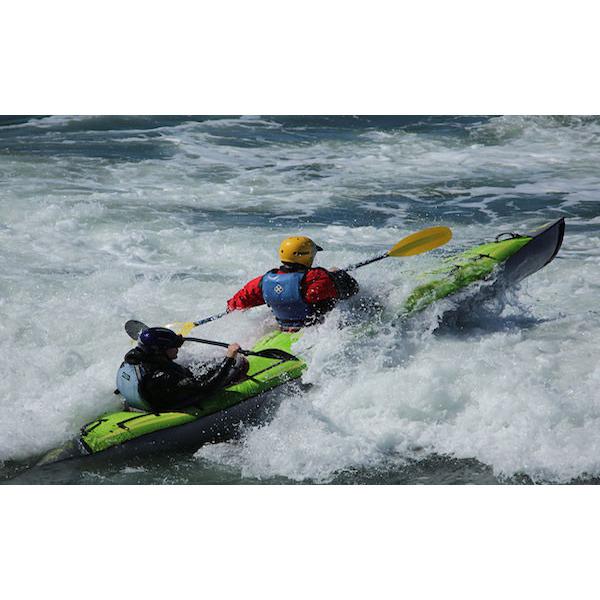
344, 252, 389, 272
186, 336, 238, 350
193, 311, 228, 327
184, 337, 293, 360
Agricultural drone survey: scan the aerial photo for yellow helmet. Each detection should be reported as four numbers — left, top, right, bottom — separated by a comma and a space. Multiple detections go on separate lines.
278, 236, 323, 268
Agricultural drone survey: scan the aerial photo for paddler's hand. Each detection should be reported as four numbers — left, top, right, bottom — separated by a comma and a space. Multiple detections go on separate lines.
226, 343, 241, 358
329, 267, 340, 272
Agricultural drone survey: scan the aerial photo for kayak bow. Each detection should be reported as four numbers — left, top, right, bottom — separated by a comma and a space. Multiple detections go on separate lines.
403, 218, 565, 314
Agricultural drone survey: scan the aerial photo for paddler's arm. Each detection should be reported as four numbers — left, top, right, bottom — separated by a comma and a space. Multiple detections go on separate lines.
145, 345, 242, 411
185, 344, 241, 392
303, 268, 359, 303
328, 268, 360, 299
226, 275, 266, 312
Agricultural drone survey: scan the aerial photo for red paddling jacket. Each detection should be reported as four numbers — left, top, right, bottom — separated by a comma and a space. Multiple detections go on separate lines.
227, 264, 359, 328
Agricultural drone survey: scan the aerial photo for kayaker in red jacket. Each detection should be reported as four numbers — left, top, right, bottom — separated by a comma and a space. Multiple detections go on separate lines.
227, 236, 359, 330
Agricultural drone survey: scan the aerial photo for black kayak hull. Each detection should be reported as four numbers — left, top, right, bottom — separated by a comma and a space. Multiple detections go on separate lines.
502, 218, 565, 286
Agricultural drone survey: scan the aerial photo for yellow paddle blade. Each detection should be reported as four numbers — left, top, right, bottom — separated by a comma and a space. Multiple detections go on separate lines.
178, 322, 196, 336
165, 321, 196, 336
387, 226, 452, 257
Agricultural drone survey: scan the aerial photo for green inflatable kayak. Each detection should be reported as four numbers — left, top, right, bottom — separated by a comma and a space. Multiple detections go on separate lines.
403, 217, 565, 314
37, 218, 565, 466
37, 330, 305, 465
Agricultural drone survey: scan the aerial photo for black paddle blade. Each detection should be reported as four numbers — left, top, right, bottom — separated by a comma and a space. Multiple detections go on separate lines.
124, 319, 148, 340
249, 348, 300, 362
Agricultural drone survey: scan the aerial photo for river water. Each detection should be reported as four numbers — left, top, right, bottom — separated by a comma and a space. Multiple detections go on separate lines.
2, 115, 599, 484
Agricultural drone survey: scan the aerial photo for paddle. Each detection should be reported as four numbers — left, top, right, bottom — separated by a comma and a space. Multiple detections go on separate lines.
124, 319, 149, 340
166, 311, 228, 337
124, 320, 299, 362
344, 226, 453, 271
184, 337, 298, 362
169, 226, 452, 335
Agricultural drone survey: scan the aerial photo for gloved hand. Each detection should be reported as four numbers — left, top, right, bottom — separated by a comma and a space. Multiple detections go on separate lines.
226, 343, 241, 358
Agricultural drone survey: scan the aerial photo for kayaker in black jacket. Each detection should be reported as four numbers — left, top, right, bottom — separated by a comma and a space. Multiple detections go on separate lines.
116, 327, 248, 412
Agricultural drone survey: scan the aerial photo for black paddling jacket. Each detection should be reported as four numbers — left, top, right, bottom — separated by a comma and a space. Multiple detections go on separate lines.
122, 347, 235, 411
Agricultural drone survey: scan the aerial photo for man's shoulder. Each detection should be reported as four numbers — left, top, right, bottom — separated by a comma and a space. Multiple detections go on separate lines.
305, 267, 333, 282
245, 273, 268, 287
124, 347, 144, 364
